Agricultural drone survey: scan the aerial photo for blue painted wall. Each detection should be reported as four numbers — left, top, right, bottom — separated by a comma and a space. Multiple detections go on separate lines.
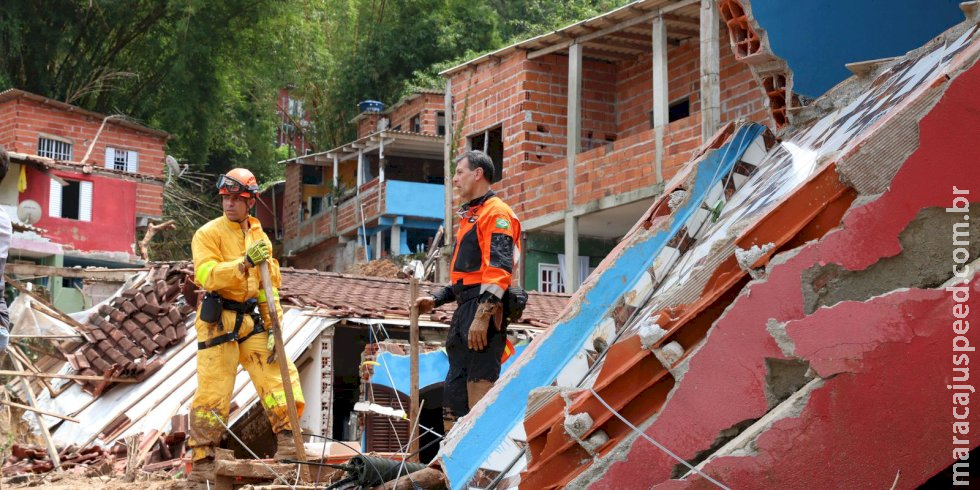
750, 0, 963, 97
385, 180, 444, 220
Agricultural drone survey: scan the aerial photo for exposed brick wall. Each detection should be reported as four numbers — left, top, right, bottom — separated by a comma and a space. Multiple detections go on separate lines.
0, 96, 167, 217
283, 163, 302, 241
357, 114, 383, 139
336, 179, 386, 235
291, 235, 339, 271
448, 23, 769, 226
0, 102, 16, 149
388, 93, 444, 136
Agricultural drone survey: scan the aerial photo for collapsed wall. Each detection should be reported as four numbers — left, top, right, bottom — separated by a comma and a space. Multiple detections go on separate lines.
437, 11, 980, 490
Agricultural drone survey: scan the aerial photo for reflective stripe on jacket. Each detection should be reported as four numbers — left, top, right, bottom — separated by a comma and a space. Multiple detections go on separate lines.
450, 191, 522, 299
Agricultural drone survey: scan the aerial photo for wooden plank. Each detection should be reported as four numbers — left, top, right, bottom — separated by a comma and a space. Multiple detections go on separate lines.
0, 369, 138, 383
5, 263, 146, 281
0, 399, 80, 423
700, 0, 721, 142
11, 357, 62, 471
408, 278, 420, 461
259, 263, 310, 482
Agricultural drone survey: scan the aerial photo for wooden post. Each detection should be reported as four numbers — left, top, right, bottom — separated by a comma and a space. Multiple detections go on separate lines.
259, 262, 310, 481
564, 42, 583, 294
652, 14, 669, 183
408, 277, 421, 461
11, 357, 62, 471
700, 0, 721, 142
441, 78, 454, 284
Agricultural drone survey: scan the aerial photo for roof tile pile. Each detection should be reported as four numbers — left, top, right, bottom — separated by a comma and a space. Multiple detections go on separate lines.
65, 264, 194, 393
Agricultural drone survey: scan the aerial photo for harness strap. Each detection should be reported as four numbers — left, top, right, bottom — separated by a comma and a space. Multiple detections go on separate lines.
197, 299, 265, 350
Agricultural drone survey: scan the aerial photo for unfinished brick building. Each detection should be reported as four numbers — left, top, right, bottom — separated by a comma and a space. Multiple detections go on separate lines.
281, 90, 446, 272
440, 0, 769, 293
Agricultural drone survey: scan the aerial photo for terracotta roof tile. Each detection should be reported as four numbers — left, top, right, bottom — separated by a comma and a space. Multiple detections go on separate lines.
279, 268, 569, 326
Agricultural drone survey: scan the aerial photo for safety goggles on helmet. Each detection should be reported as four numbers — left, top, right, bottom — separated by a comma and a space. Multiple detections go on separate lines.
216, 174, 258, 197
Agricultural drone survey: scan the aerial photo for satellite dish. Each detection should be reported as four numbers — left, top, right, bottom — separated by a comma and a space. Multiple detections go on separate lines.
17, 200, 42, 225
166, 155, 181, 176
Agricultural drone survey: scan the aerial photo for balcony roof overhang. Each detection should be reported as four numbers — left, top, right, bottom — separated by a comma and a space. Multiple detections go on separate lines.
440, 0, 701, 74
280, 130, 444, 166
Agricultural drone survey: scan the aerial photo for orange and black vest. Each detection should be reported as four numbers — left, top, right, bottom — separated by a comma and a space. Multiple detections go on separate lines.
450, 191, 522, 299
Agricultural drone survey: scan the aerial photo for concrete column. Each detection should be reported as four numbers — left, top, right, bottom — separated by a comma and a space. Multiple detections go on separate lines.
332, 154, 339, 189
356, 149, 364, 187
563, 214, 579, 294
700, 0, 721, 142
379, 139, 386, 183
652, 15, 669, 183
375, 230, 383, 260
391, 223, 402, 256
564, 43, 583, 293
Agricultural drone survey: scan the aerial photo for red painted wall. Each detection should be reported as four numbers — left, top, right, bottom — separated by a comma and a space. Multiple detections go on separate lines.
0, 94, 166, 218
21, 166, 137, 255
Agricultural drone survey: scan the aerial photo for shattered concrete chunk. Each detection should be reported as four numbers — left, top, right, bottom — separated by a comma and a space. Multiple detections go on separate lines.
582, 430, 609, 453
638, 320, 668, 350
564, 412, 594, 440
668, 190, 689, 212
654, 341, 684, 367
766, 319, 796, 357
735, 242, 775, 278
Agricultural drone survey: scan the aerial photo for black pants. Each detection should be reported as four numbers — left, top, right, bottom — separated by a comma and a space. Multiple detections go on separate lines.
444, 298, 507, 418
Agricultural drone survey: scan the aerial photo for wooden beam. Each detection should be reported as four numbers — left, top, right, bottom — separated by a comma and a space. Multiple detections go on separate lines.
605, 30, 656, 47
0, 399, 80, 423
700, 0, 721, 141
663, 13, 701, 29
5, 263, 146, 281
582, 48, 636, 62
528, 0, 698, 60
652, 15, 669, 183
582, 40, 645, 54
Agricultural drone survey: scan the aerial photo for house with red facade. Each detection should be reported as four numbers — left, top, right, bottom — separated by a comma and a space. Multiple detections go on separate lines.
439, 0, 772, 293
281, 90, 446, 272
0, 88, 168, 311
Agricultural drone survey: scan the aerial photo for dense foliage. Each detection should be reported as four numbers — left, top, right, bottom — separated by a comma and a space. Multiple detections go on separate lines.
0, 0, 627, 258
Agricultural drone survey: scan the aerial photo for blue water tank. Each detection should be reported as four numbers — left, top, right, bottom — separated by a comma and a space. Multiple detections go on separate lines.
358, 100, 385, 113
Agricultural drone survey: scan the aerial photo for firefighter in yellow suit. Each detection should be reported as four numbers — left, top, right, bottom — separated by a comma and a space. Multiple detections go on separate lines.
186, 168, 304, 484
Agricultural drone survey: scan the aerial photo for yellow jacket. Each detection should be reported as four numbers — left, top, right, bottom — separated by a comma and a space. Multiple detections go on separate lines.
192, 215, 282, 331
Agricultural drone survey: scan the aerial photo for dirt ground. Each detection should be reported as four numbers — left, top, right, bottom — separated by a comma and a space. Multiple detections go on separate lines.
2, 472, 182, 489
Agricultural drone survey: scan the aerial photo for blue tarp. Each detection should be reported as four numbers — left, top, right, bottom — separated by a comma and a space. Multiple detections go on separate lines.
370, 342, 530, 396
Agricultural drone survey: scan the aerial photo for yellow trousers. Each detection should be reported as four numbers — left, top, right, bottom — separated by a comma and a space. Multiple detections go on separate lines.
188, 309, 304, 461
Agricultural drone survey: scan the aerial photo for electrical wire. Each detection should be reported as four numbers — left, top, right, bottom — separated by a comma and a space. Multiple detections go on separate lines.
588, 389, 730, 490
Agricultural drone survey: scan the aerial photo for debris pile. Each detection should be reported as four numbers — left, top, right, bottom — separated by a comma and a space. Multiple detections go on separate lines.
2, 443, 118, 476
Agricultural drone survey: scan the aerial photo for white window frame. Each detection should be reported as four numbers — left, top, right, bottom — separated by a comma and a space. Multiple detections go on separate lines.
105, 147, 139, 173
538, 263, 564, 293
48, 177, 93, 222
37, 135, 73, 161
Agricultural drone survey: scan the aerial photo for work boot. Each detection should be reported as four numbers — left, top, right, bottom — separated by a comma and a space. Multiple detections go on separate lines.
274, 430, 297, 462
186, 457, 215, 484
